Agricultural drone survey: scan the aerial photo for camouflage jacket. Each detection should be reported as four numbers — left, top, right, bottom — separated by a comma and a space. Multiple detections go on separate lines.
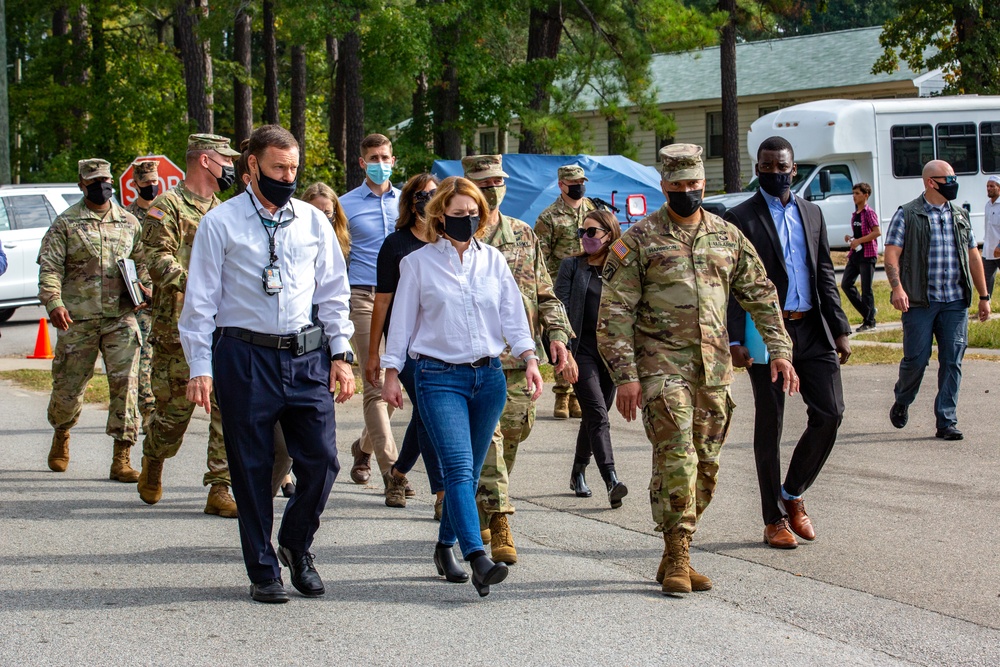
37, 199, 147, 321
597, 205, 792, 387
534, 196, 596, 279
483, 213, 572, 369
140, 182, 218, 347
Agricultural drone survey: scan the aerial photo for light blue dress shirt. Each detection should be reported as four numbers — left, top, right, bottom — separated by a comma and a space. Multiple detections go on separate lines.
178, 190, 354, 379
340, 181, 401, 286
760, 188, 812, 312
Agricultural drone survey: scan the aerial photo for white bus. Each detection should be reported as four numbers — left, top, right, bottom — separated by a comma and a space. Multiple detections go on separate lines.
703, 96, 1000, 249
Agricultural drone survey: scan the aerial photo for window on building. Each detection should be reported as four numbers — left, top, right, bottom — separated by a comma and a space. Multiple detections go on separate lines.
891, 124, 934, 178
706, 111, 723, 158
479, 131, 496, 155
759, 105, 780, 118
607, 119, 629, 155
654, 132, 675, 161
936, 123, 978, 174
981, 122, 1000, 173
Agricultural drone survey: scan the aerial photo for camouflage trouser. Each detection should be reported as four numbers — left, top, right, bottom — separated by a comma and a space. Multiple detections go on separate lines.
641, 374, 735, 535
142, 340, 229, 487
136, 308, 155, 424
476, 369, 535, 519
48, 314, 141, 443
553, 370, 574, 396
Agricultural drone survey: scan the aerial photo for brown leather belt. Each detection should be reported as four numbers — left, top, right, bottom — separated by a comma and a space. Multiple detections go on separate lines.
782, 309, 811, 321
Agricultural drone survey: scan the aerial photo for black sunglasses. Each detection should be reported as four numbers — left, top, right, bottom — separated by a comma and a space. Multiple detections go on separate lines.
931, 175, 957, 185
578, 227, 609, 238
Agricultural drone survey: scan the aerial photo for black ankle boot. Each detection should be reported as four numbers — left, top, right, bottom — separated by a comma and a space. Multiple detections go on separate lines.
470, 555, 508, 597
434, 543, 469, 583
606, 470, 628, 509
570, 462, 592, 497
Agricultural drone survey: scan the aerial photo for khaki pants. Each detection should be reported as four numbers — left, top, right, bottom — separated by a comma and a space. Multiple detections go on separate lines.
350, 288, 397, 474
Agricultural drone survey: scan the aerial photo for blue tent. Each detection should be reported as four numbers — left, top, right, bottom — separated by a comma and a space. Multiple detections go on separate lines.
431, 154, 665, 228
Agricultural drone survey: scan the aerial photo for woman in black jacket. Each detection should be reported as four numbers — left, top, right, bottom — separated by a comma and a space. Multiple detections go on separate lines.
554, 210, 628, 509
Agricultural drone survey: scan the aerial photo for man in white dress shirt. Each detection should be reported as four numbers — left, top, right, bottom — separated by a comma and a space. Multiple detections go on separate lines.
179, 125, 355, 604
982, 175, 1000, 297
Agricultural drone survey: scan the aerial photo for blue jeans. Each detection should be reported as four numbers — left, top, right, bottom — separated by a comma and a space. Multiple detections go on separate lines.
415, 357, 506, 559
894, 300, 968, 429
395, 356, 444, 493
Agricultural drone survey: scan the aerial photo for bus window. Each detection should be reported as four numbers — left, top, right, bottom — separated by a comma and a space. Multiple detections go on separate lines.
981, 121, 1000, 173
891, 124, 933, 178
936, 123, 978, 174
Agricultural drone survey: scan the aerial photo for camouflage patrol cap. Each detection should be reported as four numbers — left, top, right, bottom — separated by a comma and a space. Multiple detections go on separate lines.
187, 133, 241, 158
461, 154, 509, 180
132, 159, 159, 182
659, 143, 705, 181
558, 164, 588, 181
78, 158, 112, 180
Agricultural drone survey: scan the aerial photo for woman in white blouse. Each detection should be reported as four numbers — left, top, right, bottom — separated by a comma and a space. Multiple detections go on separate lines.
381, 176, 541, 597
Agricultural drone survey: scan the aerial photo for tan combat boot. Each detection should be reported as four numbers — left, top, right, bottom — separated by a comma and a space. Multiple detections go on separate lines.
384, 470, 408, 508
137, 455, 164, 505
686, 534, 712, 591
48, 429, 71, 472
109, 440, 140, 482
489, 513, 517, 564
660, 530, 692, 596
205, 483, 238, 518
568, 395, 583, 419
553, 394, 570, 420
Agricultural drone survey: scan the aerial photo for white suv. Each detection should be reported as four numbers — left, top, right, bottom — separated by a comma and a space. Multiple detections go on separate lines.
0, 184, 83, 322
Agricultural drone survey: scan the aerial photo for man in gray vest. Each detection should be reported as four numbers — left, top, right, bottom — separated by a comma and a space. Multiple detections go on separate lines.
884, 159, 991, 441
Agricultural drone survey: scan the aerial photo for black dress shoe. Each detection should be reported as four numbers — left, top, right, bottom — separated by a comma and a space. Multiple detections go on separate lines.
250, 578, 289, 604
606, 471, 628, 509
434, 543, 469, 583
470, 555, 508, 597
570, 463, 592, 497
935, 426, 963, 440
281, 481, 295, 498
889, 402, 908, 429
277, 545, 325, 597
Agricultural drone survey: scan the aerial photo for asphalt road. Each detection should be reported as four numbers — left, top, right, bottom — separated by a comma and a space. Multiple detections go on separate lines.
1, 357, 998, 665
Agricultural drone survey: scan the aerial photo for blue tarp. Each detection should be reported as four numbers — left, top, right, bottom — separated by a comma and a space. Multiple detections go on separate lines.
431, 154, 665, 228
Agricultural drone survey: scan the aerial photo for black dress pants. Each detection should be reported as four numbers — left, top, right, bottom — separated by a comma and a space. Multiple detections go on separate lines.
213, 336, 340, 583
841, 251, 876, 325
572, 350, 617, 479
747, 314, 844, 526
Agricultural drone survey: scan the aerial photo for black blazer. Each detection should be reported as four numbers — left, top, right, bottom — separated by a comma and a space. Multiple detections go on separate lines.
555, 255, 598, 355
725, 191, 850, 350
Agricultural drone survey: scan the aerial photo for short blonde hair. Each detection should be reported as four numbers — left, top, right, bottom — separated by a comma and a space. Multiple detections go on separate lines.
424, 177, 491, 241
303, 182, 351, 260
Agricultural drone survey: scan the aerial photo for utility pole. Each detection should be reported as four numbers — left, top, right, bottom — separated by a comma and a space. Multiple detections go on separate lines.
0, 0, 11, 185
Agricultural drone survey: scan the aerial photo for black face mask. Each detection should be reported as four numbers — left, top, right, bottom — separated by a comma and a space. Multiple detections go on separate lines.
935, 180, 960, 201
758, 171, 793, 198
85, 181, 114, 206
667, 190, 703, 218
215, 165, 236, 193
443, 214, 479, 242
138, 183, 159, 201
256, 170, 297, 208
566, 183, 586, 201
413, 190, 434, 218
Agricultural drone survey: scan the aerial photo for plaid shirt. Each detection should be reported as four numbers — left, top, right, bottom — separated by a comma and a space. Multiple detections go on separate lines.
851, 205, 880, 259
885, 196, 976, 303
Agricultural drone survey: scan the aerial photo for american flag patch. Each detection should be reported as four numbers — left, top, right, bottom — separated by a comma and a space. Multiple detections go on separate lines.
611, 239, 630, 261
147, 207, 165, 220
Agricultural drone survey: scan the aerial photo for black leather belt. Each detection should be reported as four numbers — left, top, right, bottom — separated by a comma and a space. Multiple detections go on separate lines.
351, 285, 376, 293
418, 354, 493, 368
220, 327, 296, 350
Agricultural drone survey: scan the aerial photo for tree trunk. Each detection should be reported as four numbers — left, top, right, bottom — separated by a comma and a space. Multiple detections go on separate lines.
410, 70, 429, 149
519, 2, 562, 154
69, 3, 88, 125
326, 34, 345, 163
0, 0, 9, 184
52, 5, 71, 148
263, 0, 279, 124
290, 45, 307, 172
341, 25, 364, 189
719, 0, 740, 192
89, 0, 110, 156
233, 8, 252, 146
498, 126, 508, 154
175, 0, 213, 133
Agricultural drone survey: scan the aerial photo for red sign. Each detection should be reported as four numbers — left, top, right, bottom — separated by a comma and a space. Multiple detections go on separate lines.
118, 155, 185, 207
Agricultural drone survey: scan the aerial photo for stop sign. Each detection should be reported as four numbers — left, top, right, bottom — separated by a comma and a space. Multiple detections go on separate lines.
118, 155, 185, 207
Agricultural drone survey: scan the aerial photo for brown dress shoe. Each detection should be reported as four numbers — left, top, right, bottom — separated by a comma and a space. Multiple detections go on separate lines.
349, 439, 371, 484
764, 518, 798, 549
782, 497, 816, 541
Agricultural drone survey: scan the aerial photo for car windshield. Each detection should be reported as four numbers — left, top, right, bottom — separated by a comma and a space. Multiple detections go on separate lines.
742, 164, 816, 193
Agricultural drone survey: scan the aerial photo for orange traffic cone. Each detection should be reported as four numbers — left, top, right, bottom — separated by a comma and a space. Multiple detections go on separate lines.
27, 318, 55, 360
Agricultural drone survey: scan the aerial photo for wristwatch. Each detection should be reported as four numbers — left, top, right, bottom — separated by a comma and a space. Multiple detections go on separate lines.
523, 354, 540, 363
332, 351, 355, 364
980, 295, 991, 301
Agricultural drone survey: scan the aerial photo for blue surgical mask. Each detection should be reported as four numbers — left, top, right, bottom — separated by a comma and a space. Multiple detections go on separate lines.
365, 160, 393, 185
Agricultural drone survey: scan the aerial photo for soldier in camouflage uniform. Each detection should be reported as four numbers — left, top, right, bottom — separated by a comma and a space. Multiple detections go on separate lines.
38, 158, 149, 483
462, 154, 573, 565
534, 164, 596, 419
596, 144, 797, 596
137, 134, 241, 518
125, 159, 161, 432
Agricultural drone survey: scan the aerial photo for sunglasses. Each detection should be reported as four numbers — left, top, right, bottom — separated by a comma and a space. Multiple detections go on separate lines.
414, 189, 436, 202
578, 227, 609, 238
931, 175, 957, 185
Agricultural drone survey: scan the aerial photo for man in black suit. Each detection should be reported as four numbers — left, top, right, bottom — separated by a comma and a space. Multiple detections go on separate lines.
726, 136, 852, 549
